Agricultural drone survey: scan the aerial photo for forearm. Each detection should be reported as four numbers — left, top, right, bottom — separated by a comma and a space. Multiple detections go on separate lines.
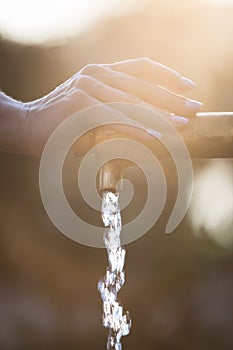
0, 92, 28, 154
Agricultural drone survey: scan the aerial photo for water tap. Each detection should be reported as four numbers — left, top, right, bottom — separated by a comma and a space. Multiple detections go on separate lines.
73, 112, 233, 193
73, 126, 133, 193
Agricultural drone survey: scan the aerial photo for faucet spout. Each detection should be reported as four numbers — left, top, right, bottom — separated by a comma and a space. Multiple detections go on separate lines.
98, 159, 132, 193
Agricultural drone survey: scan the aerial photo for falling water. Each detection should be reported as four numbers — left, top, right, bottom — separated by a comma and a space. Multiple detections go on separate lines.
98, 191, 132, 350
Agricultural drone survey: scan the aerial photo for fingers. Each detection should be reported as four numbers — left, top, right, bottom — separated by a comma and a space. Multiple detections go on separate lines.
72, 73, 166, 119
43, 87, 147, 135
61, 86, 180, 147
75, 74, 130, 103
46, 85, 163, 147
105, 57, 196, 93
48, 87, 161, 157
79, 65, 202, 117
46, 58, 202, 117
30, 58, 204, 156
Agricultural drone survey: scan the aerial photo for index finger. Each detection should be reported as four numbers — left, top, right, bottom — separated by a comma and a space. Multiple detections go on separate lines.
106, 57, 196, 93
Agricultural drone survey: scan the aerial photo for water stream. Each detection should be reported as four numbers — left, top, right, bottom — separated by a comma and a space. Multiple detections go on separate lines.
98, 191, 132, 350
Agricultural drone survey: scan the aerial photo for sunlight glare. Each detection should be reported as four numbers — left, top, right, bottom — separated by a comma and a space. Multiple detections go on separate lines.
0, 0, 145, 44
190, 160, 233, 247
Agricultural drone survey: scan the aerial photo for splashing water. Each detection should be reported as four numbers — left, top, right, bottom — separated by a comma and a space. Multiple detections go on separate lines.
98, 191, 132, 350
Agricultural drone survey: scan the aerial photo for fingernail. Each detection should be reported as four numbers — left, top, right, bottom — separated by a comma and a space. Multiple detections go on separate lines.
180, 76, 196, 89
146, 128, 162, 139
170, 115, 189, 124
186, 99, 203, 110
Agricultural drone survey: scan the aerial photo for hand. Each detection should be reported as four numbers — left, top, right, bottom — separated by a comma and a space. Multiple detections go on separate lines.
23, 57, 203, 156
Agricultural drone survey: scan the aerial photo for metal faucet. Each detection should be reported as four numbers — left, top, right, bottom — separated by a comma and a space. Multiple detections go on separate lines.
75, 112, 233, 193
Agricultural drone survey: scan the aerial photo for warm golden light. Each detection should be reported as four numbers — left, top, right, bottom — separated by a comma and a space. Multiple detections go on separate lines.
0, 0, 144, 44
190, 160, 233, 247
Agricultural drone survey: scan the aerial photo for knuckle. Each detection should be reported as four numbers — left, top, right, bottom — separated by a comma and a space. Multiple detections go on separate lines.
80, 63, 100, 76
77, 74, 94, 89
141, 56, 152, 64
69, 87, 83, 97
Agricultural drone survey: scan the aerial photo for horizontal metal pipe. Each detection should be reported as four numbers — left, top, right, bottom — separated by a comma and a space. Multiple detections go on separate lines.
73, 111, 233, 159
73, 111, 232, 193
178, 112, 233, 158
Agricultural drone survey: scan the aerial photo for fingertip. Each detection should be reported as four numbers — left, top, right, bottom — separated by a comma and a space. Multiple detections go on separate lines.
180, 76, 196, 89
170, 115, 189, 124
146, 128, 162, 139
186, 99, 203, 112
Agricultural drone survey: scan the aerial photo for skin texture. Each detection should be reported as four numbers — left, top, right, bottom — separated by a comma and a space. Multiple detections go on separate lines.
0, 57, 203, 156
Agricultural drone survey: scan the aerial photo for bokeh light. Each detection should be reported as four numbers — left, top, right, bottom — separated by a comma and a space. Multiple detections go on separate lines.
0, 0, 146, 44
190, 160, 233, 247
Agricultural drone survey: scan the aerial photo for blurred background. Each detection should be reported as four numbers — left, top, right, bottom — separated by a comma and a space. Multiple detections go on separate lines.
0, 0, 233, 349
